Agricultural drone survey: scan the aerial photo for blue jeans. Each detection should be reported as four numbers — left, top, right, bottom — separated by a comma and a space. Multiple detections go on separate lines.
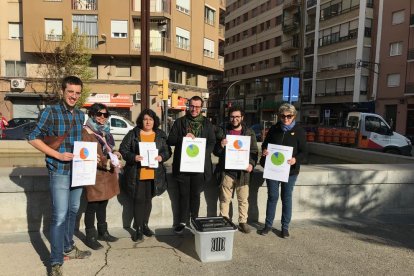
265, 175, 298, 230
49, 172, 83, 265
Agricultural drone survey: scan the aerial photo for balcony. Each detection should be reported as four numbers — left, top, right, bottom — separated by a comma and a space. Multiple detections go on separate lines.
82, 35, 98, 49
303, 71, 313, 79
280, 61, 300, 72
281, 39, 299, 52
307, 0, 316, 8
132, 36, 170, 53
301, 94, 312, 102
406, 83, 414, 94
219, 24, 225, 38
72, 0, 97, 10
304, 46, 314, 55
306, 23, 315, 32
408, 49, 414, 61
45, 34, 63, 41
133, 0, 170, 13
282, 18, 300, 34
218, 55, 224, 70
283, 0, 300, 10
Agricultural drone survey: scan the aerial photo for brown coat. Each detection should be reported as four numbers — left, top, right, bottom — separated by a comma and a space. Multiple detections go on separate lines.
82, 128, 120, 202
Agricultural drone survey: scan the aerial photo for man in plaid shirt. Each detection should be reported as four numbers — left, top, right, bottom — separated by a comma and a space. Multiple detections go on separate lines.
28, 76, 90, 276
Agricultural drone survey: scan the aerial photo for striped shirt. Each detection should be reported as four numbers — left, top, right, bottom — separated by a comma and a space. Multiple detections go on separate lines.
28, 102, 85, 175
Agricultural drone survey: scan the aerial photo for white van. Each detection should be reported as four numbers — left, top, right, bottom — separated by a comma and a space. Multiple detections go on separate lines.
84, 114, 135, 141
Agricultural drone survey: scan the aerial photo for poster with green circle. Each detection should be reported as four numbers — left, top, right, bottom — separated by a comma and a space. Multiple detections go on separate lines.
271, 152, 285, 166
186, 144, 199, 157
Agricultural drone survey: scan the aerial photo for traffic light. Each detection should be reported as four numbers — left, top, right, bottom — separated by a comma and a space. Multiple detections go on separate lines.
171, 92, 178, 108
157, 79, 169, 100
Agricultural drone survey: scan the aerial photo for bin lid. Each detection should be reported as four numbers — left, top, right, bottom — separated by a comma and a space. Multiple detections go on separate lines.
191, 216, 237, 232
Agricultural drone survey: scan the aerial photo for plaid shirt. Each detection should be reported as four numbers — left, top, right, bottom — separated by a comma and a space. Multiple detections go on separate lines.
28, 102, 85, 175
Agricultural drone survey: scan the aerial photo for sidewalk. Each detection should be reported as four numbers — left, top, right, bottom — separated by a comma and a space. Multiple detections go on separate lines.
1, 219, 413, 276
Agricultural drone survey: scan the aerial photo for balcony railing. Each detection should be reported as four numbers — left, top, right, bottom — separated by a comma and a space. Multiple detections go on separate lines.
408, 49, 414, 61
133, 0, 170, 13
303, 71, 313, 79
306, 23, 315, 32
304, 46, 314, 55
307, 0, 316, 8
283, 18, 300, 34
281, 39, 299, 51
320, 3, 359, 21
301, 94, 312, 102
83, 35, 98, 49
45, 34, 63, 41
219, 24, 225, 38
283, 0, 300, 10
72, 0, 97, 10
132, 36, 170, 53
406, 83, 414, 94
218, 55, 224, 69
281, 61, 300, 72
319, 29, 357, 47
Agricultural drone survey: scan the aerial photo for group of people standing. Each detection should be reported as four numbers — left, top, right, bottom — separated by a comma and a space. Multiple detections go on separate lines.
28, 76, 307, 276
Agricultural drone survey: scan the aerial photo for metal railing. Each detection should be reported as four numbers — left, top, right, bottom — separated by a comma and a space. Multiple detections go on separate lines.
306, 23, 315, 32
83, 35, 98, 49
72, 0, 97, 10
281, 39, 300, 51
45, 34, 63, 41
132, 36, 170, 53
281, 61, 300, 71
303, 71, 313, 79
283, 0, 300, 9
307, 0, 316, 8
283, 18, 300, 33
304, 46, 314, 55
133, 0, 170, 13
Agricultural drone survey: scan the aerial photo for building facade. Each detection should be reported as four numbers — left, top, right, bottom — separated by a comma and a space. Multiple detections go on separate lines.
1, 0, 224, 123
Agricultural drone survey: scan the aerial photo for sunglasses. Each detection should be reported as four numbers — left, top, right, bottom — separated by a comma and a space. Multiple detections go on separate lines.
280, 114, 293, 119
96, 111, 109, 118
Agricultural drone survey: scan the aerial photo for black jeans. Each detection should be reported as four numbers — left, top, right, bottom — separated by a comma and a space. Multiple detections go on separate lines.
133, 180, 153, 228
84, 200, 109, 229
175, 173, 204, 225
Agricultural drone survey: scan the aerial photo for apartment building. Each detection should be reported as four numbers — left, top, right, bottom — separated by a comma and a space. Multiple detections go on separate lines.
223, 0, 301, 125
374, 0, 414, 137
301, 0, 375, 126
1, 0, 224, 121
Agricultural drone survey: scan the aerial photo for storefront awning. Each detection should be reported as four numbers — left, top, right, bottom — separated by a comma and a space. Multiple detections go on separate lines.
84, 93, 133, 108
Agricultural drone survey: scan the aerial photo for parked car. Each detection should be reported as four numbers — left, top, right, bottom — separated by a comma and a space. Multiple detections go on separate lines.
3, 122, 37, 140
7, 118, 37, 128
84, 114, 135, 140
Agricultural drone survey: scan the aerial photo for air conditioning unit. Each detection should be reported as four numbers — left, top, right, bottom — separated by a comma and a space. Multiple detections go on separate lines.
10, 79, 26, 89
133, 92, 141, 103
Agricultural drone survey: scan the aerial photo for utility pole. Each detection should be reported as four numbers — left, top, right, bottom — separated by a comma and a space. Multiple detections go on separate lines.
141, 0, 150, 110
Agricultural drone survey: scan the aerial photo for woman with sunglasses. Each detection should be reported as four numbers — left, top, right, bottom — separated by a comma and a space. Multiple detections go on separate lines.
82, 103, 121, 250
258, 103, 307, 238
119, 109, 171, 242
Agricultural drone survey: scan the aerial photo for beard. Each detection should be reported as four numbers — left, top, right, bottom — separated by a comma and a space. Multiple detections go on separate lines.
231, 122, 241, 129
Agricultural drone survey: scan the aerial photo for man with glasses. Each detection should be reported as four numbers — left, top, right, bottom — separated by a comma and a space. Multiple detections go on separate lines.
213, 106, 258, 233
28, 76, 91, 276
167, 96, 216, 234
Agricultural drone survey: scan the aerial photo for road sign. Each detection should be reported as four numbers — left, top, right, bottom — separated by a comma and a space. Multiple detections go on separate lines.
282, 77, 300, 103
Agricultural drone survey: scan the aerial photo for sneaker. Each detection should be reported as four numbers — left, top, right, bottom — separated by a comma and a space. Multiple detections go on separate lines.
239, 223, 251, 234
49, 264, 63, 276
174, 224, 185, 234
63, 245, 91, 260
258, 226, 272, 235
281, 228, 290, 238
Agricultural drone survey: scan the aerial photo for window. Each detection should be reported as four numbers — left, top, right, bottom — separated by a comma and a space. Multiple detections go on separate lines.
111, 118, 127, 128
392, 10, 405, 25
276, 15, 282, 26
186, 73, 197, 86
170, 68, 182, 83
111, 20, 128, 38
203, 38, 214, 58
176, 0, 190, 14
45, 19, 63, 41
387, 74, 400, 87
72, 15, 98, 48
389, 42, 403, 56
5, 61, 26, 77
116, 65, 131, 77
204, 5, 215, 25
8, 23, 22, 39
176, 27, 190, 50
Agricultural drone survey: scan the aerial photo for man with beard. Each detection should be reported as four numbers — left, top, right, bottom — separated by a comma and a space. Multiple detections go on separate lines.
213, 106, 258, 233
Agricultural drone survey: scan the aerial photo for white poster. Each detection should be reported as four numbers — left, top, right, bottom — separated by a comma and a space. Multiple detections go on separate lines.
263, 143, 293, 183
139, 142, 157, 166
225, 135, 251, 170
72, 141, 97, 187
148, 149, 159, 168
180, 137, 206, 173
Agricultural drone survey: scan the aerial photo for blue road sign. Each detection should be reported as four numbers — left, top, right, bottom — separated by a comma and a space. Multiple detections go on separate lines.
282, 77, 300, 103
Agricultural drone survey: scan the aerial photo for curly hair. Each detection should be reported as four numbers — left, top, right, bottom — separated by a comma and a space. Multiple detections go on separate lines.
136, 109, 160, 130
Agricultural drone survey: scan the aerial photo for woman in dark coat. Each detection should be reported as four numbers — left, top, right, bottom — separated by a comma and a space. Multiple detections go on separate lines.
82, 103, 121, 250
258, 103, 307, 238
119, 109, 171, 242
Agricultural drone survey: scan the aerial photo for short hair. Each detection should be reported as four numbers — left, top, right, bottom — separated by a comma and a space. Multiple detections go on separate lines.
189, 95, 204, 106
136, 108, 160, 130
61, 76, 83, 90
228, 106, 245, 117
278, 103, 297, 116
88, 103, 109, 117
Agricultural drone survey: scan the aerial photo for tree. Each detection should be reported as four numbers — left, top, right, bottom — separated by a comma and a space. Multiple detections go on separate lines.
35, 29, 93, 107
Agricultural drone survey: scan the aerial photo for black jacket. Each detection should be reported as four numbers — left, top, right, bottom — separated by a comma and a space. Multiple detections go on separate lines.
167, 115, 216, 180
213, 123, 258, 185
261, 122, 307, 176
119, 127, 172, 197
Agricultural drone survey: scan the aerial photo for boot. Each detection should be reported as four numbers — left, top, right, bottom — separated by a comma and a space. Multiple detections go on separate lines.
132, 226, 144, 242
142, 223, 154, 237
85, 228, 103, 250
97, 222, 119, 242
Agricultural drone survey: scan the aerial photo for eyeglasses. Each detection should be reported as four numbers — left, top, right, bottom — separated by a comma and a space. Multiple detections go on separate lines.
96, 112, 109, 118
280, 114, 293, 119
230, 116, 242, 120
189, 105, 202, 110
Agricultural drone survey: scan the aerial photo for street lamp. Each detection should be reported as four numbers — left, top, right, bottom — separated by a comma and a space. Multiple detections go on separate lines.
222, 80, 241, 124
